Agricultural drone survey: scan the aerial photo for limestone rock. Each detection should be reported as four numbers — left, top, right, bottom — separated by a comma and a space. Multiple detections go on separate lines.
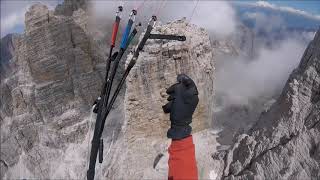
54, 0, 88, 16
125, 19, 215, 139
0, 2, 105, 179
104, 19, 216, 179
221, 29, 320, 180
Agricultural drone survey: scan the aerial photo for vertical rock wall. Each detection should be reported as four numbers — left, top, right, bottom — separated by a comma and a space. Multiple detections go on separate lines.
0, 3, 106, 179
125, 19, 215, 139
105, 19, 216, 179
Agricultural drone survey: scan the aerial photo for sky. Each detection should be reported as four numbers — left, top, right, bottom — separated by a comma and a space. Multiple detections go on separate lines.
269, 1, 320, 15
1, 0, 320, 38
0, 0, 61, 37
237, 1, 320, 15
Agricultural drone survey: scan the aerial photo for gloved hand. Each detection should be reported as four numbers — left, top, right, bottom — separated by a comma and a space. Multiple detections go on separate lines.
162, 74, 199, 140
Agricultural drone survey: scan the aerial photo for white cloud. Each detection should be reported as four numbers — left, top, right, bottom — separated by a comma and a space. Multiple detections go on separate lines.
91, 1, 237, 37
215, 38, 308, 106
1, 10, 25, 37
1, 1, 28, 37
1, 1, 59, 37
189, 1, 236, 37
255, 1, 276, 9
254, 1, 320, 20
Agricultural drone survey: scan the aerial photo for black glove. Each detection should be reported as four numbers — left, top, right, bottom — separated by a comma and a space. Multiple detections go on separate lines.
162, 74, 199, 140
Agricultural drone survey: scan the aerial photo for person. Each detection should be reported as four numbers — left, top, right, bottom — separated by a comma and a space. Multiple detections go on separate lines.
162, 74, 199, 180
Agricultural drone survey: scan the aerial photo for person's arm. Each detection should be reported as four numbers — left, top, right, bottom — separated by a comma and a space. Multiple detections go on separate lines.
162, 74, 199, 180
168, 135, 198, 180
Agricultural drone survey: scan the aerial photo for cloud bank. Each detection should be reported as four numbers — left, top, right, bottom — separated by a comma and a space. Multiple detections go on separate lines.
215, 37, 309, 106
251, 1, 320, 20
91, 1, 237, 37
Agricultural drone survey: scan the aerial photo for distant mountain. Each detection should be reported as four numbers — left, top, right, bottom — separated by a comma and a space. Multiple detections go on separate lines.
0, 34, 16, 64
233, 3, 320, 32
0, 33, 18, 77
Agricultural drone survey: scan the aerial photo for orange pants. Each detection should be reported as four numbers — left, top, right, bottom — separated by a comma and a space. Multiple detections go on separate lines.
168, 135, 198, 180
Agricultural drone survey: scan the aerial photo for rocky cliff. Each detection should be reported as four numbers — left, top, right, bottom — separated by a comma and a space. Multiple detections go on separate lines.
54, 0, 88, 16
126, 20, 214, 138
0, 3, 106, 179
0, 2, 217, 179
102, 19, 216, 179
214, 29, 320, 180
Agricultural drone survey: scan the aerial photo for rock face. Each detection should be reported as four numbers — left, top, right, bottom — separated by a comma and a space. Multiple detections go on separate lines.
218, 29, 320, 180
0, 34, 18, 76
102, 19, 216, 179
0, 34, 16, 65
54, 0, 88, 16
126, 20, 214, 138
0, 3, 106, 179
0, 2, 217, 178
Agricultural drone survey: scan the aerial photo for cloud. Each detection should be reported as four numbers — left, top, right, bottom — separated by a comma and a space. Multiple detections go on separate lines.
0, 1, 59, 37
91, 1, 237, 37
253, 1, 320, 20
1, 12, 24, 36
188, 1, 237, 37
244, 12, 285, 33
0, 2, 27, 37
215, 38, 309, 106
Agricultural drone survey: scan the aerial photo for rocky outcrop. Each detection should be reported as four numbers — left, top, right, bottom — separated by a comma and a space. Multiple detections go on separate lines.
54, 0, 88, 16
102, 19, 216, 179
0, 3, 106, 179
126, 19, 214, 138
218, 29, 320, 180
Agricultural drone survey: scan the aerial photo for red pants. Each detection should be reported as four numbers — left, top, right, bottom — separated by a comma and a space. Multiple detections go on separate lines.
168, 135, 198, 180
